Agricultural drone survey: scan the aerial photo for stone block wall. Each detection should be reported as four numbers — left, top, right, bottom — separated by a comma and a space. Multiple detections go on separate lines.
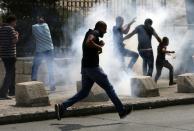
0, 57, 72, 88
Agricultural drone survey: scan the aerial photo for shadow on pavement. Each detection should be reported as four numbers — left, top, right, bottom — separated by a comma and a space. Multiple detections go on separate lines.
51, 122, 127, 131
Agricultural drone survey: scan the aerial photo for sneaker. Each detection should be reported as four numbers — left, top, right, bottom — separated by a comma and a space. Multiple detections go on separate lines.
55, 104, 64, 120
8, 92, 15, 96
0, 95, 12, 100
169, 82, 176, 86
119, 106, 133, 119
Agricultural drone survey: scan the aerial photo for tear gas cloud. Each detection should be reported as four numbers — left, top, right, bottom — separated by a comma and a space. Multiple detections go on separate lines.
53, 0, 189, 95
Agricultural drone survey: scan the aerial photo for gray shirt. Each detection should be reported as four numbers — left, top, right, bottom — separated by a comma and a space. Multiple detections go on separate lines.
134, 25, 156, 50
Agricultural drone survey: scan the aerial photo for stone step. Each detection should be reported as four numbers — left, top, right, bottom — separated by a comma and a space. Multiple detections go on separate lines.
16, 81, 50, 107
131, 76, 160, 97
177, 73, 194, 93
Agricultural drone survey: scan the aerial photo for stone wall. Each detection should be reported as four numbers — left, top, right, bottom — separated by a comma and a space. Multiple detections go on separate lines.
0, 57, 72, 89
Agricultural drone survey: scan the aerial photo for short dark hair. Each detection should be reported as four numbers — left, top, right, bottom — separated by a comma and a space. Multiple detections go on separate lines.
37, 16, 45, 23
94, 21, 107, 30
162, 37, 169, 45
144, 18, 153, 25
6, 15, 17, 24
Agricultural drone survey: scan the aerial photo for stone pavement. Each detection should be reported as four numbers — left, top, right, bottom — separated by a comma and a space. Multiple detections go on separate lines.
0, 80, 194, 125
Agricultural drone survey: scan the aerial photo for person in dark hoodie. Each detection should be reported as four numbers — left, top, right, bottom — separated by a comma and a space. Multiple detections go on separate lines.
113, 16, 139, 70
123, 18, 162, 76
155, 37, 176, 86
55, 21, 132, 120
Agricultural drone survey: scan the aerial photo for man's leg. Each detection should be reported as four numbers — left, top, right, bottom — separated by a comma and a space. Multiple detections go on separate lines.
45, 50, 55, 90
123, 48, 139, 69
31, 53, 43, 81
118, 49, 126, 70
0, 58, 10, 98
146, 51, 154, 77
139, 52, 148, 76
163, 60, 174, 84
62, 72, 94, 109
155, 64, 163, 83
87, 67, 125, 114
8, 58, 16, 96
55, 70, 94, 120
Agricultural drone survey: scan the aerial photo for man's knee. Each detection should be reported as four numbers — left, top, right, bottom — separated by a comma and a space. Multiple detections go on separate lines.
169, 66, 173, 72
135, 52, 139, 58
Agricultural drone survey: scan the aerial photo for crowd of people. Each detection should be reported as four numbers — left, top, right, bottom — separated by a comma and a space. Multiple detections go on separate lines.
0, 15, 55, 99
0, 15, 176, 119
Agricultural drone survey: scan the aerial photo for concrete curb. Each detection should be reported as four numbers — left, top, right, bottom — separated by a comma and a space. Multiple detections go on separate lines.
1, 95, 194, 125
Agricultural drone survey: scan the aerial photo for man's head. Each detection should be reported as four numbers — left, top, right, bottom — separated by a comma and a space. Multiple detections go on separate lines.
144, 18, 153, 27
162, 37, 169, 46
37, 16, 45, 24
116, 16, 124, 27
94, 21, 107, 38
5, 15, 17, 27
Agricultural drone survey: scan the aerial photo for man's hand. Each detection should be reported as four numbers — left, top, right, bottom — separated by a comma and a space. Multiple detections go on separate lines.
170, 51, 175, 53
131, 17, 136, 24
99, 40, 105, 47
128, 17, 136, 26
98, 47, 102, 54
16, 31, 19, 38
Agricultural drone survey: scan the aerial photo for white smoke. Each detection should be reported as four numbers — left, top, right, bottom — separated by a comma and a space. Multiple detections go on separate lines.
54, 0, 189, 95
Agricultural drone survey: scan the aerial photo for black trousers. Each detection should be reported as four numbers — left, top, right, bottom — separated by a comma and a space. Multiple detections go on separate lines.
155, 60, 174, 83
0, 57, 16, 97
139, 50, 154, 76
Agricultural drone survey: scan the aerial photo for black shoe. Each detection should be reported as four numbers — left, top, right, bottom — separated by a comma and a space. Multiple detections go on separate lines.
169, 82, 176, 86
8, 92, 15, 96
0, 95, 12, 100
119, 106, 133, 119
55, 104, 64, 120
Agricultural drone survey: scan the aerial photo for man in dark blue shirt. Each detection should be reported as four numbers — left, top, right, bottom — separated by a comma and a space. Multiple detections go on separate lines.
113, 16, 139, 70
124, 18, 162, 76
55, 21, 132, 120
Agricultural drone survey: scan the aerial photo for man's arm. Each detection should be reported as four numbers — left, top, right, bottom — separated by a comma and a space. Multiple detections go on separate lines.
162, 48, 175, 53
122, 18, 136, 34
9, 28, 19, 44
86, 34, 102, 53
153, 30, 162, 43
123, 29, 137, 40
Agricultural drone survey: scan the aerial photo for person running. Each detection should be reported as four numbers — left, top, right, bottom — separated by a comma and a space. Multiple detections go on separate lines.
124, 18, 162, 76
31, 17, 56, 91
0, 15, 19, 99
155, 37, 176, 86
113, 16, 139, 70
55, 21, 132, 120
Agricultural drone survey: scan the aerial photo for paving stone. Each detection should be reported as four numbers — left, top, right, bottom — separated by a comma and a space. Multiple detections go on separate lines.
131, 76, 160, 97
177, 73, 194, 93
15, 81, 50, 107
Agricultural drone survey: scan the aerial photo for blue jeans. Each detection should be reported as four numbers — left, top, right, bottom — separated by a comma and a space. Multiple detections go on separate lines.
139, 50, 154, 76
120, 48, 139, 69
31, 50, 55, 88
62, 67, 125, 113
